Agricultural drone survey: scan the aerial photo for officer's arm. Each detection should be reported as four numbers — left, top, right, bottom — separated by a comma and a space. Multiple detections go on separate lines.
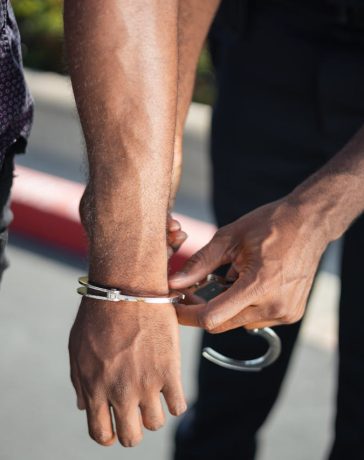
171, 0, 221, 207
288, 125, 364, 241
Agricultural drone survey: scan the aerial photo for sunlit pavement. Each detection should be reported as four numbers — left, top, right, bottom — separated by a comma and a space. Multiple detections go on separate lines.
0, 70, 341, 459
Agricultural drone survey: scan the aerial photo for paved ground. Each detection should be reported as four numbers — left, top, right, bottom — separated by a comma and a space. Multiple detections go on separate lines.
0, 70, 343, 459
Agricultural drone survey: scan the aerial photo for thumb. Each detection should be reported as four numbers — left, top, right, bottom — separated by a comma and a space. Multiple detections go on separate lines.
169, 234, 230, 289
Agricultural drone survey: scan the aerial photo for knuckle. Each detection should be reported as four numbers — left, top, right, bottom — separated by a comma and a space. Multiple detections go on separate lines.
111, 376, 133, 402
139, 372, 155, 389
270, 303, 286, 318
187, 249, 207, 268
281, 313, 296, 324
214, 226, 231, 243
198, 312, 216, 332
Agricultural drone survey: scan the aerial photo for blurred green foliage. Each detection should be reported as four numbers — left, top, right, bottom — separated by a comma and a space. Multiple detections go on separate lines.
12, 0, 216, 104
194, 46, 216, 105
12, 0, 64, 73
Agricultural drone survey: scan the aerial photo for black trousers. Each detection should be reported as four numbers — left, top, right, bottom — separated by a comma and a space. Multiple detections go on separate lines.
174, 1, 364, 459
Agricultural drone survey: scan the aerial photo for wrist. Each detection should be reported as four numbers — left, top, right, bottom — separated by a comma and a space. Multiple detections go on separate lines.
85, 214, 170, 296
88, 257, 169, 297
284, 191, 331, 251
286, 181, 344, 248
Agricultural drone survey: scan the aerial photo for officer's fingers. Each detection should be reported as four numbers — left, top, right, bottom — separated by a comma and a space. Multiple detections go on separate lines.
168, 230, 188, 251
209, 307, 281, 333
112, 402, 143, 447
169, 237, 231, 289
226, 265, 239, 282
211, 303, 288, 333
175, 303, 207, 327
70, 361, 86, 410
195, 276, 260, 331
167, 214, 181, 232
86, 401, 116, 446
140, 394, 165, 431
162, 377, 187, 417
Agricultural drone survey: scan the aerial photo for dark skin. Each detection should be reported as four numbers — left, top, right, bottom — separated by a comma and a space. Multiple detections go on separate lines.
170, 126, 364, 332
65, 0, 364, 448
64, 0, 220, 448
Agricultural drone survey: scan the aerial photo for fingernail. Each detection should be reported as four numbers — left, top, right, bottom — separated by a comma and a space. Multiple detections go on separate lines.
169, 271, 187, 281
169, 221, 181, 231
175, 232, 188, 241
226, 276, 236, 283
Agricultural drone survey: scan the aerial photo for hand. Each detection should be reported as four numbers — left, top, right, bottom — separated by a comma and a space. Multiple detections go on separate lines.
169, 199, 327, 332
167, 213, 188, 258
69, 298, 186, 447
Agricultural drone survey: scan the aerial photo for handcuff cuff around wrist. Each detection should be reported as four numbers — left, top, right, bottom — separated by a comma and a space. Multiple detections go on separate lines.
77, 276, 184, 304
77, 274, 281, 372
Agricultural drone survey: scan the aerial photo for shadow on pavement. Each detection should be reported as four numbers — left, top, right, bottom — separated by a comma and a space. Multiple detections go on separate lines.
9, 233, 87, 270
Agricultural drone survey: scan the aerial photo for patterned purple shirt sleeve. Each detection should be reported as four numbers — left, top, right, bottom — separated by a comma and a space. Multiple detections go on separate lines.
0, 0, 33, 168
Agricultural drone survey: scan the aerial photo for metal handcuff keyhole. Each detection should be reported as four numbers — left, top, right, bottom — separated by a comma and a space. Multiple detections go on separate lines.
185, 274, 281, 372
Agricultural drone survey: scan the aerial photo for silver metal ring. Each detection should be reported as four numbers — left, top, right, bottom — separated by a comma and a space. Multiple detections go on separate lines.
77, 276, 185, 304
202, 327, 281, 372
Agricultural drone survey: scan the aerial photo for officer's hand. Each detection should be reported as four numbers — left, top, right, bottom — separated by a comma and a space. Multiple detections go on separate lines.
69, 298, 186, 447
167, 213, 188, 258
169, 199, 327, 332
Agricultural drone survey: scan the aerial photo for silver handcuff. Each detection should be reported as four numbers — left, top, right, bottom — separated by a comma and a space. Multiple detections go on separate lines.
186, 274, 281, 372
78, 274, 281, 372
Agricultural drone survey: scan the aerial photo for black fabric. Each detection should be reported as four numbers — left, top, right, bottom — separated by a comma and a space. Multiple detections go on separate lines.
0, 152, 14, 283
0, 151, 14, 220
174, 1, 364, 459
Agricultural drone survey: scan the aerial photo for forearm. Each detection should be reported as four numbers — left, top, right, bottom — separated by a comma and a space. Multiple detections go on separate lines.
290, 125, 364, 242
170, 0, 220, 206
64, 0, 179, 293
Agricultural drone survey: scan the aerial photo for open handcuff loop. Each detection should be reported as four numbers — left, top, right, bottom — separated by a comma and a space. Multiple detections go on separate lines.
189, 274, 282, 372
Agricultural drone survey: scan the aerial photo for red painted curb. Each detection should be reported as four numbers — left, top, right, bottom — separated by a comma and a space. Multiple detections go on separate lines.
10, 166, 216, 271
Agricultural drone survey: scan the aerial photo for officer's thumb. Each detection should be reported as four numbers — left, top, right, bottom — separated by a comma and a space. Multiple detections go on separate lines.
169, 237, 227, 289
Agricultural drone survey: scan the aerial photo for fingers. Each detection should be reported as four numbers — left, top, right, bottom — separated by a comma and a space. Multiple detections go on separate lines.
112, 402, 143, 447
86, 401, 116, 446
167, 214, 187, 257
140, 394, 165, 431
162, 378, 187, 417
208, 305, 282, 333
175, 303, 207, 327
226, 265, 239, 282
167, 215, 181, 232
70, 361, 86, 410
176, 275, 256, 331
195, 275, 262, 331
169, 236, 230, 289
168, 230, 188, 252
